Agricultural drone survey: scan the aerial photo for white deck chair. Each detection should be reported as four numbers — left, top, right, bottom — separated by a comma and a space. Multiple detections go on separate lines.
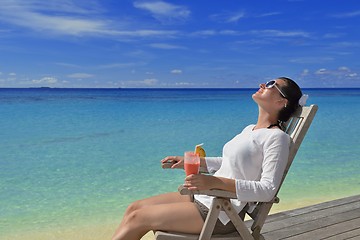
155, 104, 318, 240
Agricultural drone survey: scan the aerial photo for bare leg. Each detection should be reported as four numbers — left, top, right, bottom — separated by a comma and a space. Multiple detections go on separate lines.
112, 192, 203, 240
113, 192, 190, 233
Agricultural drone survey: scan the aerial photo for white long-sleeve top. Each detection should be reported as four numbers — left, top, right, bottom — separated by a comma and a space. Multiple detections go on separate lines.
194, 124, 290, 224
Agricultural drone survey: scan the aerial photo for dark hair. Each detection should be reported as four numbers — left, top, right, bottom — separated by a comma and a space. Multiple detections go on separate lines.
277, 77, 303, 123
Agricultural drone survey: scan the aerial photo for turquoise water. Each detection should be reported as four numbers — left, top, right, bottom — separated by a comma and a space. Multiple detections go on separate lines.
1, 88, 359, 235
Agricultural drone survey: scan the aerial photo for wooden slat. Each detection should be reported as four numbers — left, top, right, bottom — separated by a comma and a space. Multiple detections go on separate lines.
260, 196, 360, 240
261, 197, 360, 233
325, 227, 360, 240
264, 195, 360, 223
287, 216, 360, 240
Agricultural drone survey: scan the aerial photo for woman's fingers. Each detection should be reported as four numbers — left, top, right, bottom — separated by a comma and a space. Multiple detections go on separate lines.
161, 156, 176, 163
184, 174, 202, 189
184, 174, 214, 191
161, 156, 184, 169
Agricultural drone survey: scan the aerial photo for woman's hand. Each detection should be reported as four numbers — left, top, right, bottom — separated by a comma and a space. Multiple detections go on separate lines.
184, 174, 216, 191
161, 156, 184, 169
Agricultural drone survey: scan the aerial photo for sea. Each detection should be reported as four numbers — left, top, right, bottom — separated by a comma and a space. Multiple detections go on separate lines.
1, 88, 359, 239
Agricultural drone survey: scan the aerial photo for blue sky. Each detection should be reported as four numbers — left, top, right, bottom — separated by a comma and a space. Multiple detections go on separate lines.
0, 0, 359, 88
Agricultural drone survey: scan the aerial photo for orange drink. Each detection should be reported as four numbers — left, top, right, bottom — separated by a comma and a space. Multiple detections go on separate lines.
184, 151, 200, 176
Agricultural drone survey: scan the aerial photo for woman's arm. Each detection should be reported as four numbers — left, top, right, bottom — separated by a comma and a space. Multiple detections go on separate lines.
184, 133, 289, 201
184, 175, 236, 192
235, 133, 290, 202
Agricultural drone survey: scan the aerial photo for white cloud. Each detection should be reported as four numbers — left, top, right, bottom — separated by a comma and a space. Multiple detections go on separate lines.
219, 30, 240, 36
210, 11, 245, 23
134, 1, 190, 23
257, 12, 281, 18
0, 2, 109, 36
297, 66, 360, 88
0, 1, 179, 38
330, 41, 360, 48
348, 73, 358, 77
191, 29, 245, 37
143, 78, 158, 85
171, 69, 182, 74
67, 73, 94, 79
111, 29, 179, 37
149, 43, 186, 49
174, 82, 194, 86
290, 57, 334, 64
191, 29, 309, 38
9, 72, 17, 76
323, 33, 343, 39
32, 76, 58, 84
338, 66, 350, 72
124, 78, 158, 87
301, 69, 310, 76
314, 67, 358, 79
55, 62, 82, 68
251, 29, 310, 38
332, 10, 360, 18
191, 30, 217, 36
98, 63, 140, 69
315, 68, 328, 75
227, 12, 245, 23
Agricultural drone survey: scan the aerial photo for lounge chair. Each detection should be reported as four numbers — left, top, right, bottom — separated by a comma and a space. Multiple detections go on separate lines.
155, 104, 318, 240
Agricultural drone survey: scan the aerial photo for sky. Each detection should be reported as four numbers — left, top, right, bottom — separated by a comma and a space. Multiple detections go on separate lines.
0, 0, 359, 88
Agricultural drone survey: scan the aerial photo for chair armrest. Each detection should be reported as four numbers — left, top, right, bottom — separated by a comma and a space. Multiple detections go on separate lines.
178, 185, 237, 199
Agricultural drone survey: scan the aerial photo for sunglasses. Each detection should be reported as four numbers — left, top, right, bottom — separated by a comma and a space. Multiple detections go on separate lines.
265, 80, 287, 98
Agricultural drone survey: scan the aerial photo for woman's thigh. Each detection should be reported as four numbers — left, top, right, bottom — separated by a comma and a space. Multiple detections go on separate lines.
132, 201, 204, 234
131, 192, 191, 210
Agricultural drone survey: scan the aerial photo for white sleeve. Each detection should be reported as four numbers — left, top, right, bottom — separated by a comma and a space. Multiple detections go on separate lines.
235, 132, 290, 202
205, 157, 223, 173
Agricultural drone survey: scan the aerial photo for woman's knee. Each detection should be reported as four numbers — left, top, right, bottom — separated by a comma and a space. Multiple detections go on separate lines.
123, 209, 149, 231
125, 200, 143, 215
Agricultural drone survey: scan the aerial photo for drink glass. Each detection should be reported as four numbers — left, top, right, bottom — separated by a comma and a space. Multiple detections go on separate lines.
184, 151, 200, 176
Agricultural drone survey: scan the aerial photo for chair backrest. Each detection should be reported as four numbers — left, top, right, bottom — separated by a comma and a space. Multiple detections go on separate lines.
248, 105, 318, 238
279, 104, 318, 190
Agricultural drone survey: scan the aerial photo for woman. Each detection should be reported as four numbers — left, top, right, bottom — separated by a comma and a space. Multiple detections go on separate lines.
112, 77, 305, 240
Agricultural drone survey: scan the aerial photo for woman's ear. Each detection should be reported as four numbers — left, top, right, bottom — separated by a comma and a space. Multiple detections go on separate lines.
284, 99, 288, 108
277, 98, 288, 109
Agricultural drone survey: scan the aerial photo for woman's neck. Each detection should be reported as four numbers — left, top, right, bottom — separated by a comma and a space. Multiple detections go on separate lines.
254, 108, 279, 130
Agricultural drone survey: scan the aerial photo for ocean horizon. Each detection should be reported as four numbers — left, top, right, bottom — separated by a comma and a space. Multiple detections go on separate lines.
1, 87, 359, 239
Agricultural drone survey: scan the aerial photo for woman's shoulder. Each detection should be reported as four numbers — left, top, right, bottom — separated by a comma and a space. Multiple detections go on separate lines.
253, 127, 290, 143
266, 128, 290, 143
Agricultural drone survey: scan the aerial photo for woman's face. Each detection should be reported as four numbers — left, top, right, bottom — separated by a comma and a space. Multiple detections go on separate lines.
252, 79, 288, 111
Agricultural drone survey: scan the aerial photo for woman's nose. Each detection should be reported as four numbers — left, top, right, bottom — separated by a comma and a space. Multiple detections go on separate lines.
259, 83, 265, 88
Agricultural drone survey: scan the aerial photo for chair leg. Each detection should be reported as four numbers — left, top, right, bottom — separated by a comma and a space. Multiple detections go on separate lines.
222, 199, 254, 240
199, 198, 222, 240
251, 202, 273, 239
252, 226, 261, 240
